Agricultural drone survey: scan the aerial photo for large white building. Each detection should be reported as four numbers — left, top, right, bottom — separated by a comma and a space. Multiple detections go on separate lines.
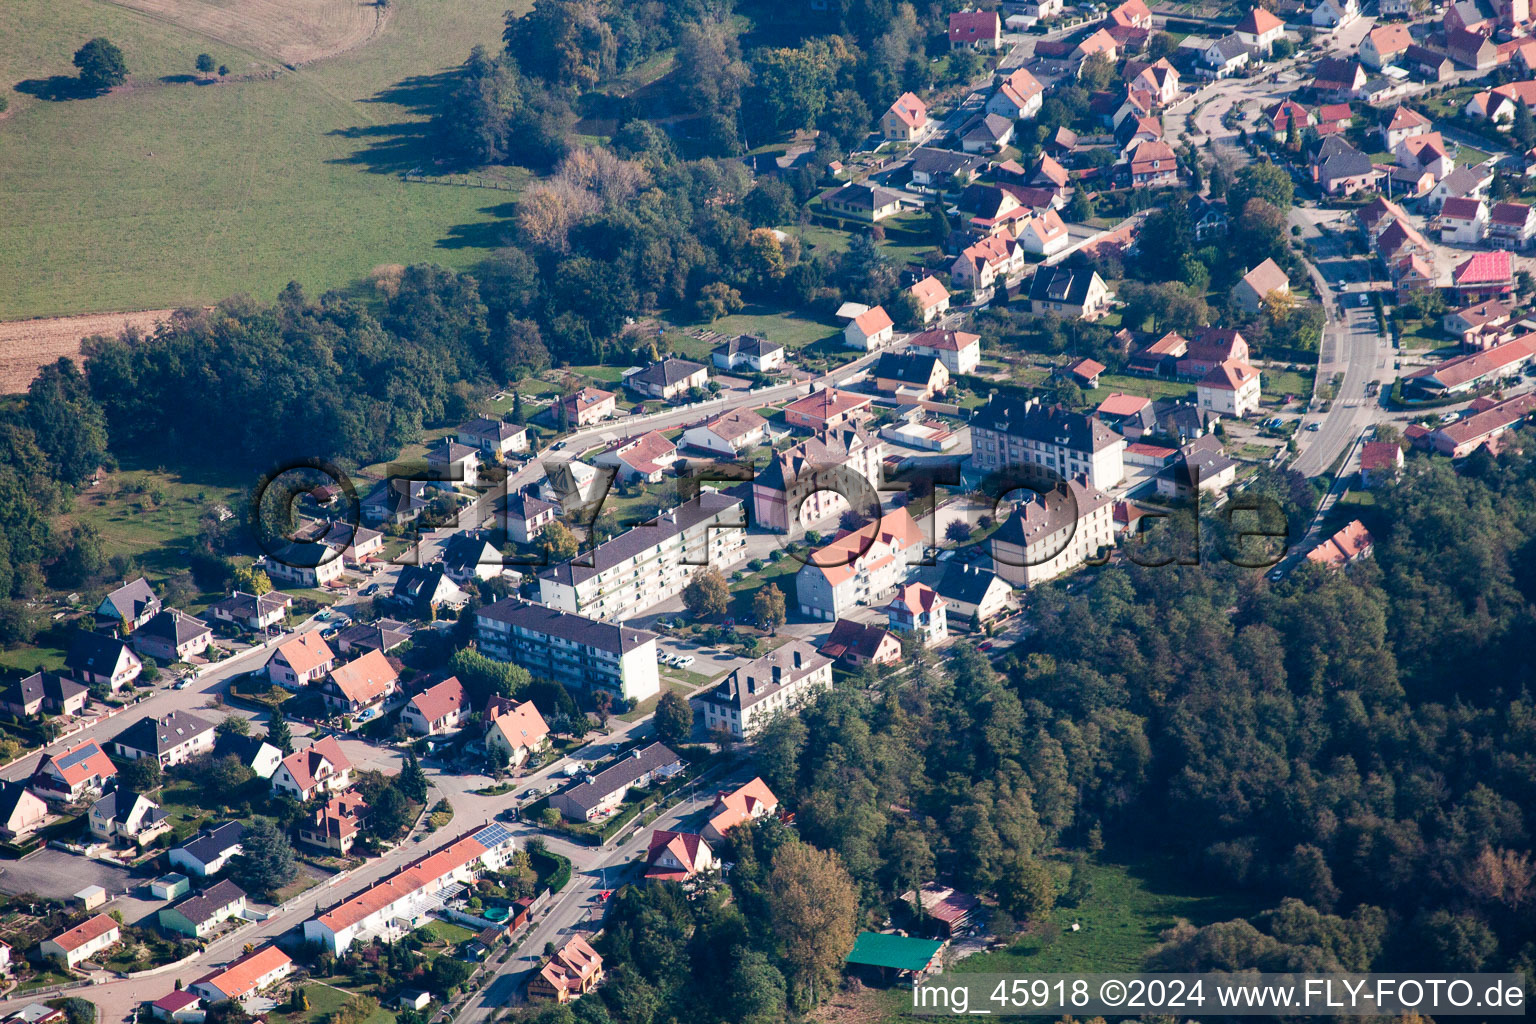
475, 599, 661, 703
795, 506, 925, 621
969, 394, 1126, 490
1197, 360, 1262, 417
752, 429, 884, 534
698, 641, 834, 739
989, 478, 1116, 587
538, 492, 747, 621
302, 823, 517, 954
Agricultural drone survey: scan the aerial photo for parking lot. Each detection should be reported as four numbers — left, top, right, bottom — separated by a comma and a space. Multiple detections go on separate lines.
0, 847, 138, 899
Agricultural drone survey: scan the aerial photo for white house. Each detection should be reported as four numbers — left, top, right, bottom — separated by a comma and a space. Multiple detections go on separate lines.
1197, 360, 1263, 417
681, 409, 770, 455
41, 915, 120, 969
190, 946, 293, 1005
1312, 0, 1359, 28
844, 306, 895, 350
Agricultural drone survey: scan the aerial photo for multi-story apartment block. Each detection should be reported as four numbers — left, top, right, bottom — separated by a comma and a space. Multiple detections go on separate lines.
698, 641, 834, 739
475, 599, 661, 703
969, 394, 1126, 490
752, 429, 884, 534
537, 492, 747, 622
795, 506, 924, 621
989, 478, 1116, 587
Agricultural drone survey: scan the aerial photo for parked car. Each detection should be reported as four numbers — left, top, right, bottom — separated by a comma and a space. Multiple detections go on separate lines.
1307, 422, 1321, 431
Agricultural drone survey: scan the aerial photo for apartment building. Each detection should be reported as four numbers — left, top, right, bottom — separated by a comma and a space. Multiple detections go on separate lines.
302, 824, 517, 954
475, 599, 661, 703
795, 506, 925, 621
989, 478, 1116, 587
969, 394, 1126, 490
752, 428, 884, 533
537, 492, 747, 622
698, 641, 834, 739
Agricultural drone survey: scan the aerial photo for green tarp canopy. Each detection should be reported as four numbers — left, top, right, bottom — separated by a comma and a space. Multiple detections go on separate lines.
845, 931, 944, 971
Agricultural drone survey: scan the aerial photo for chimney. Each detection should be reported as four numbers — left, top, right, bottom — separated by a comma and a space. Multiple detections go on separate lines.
792, 649, 802, 670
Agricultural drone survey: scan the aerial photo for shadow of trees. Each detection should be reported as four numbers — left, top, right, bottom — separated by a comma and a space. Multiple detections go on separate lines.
14, 75, 101, 101
326, 69, 458, 175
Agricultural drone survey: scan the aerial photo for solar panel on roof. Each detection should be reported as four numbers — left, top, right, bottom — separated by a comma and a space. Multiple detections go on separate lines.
473, 823, 513, 848
57, 745, 97, 770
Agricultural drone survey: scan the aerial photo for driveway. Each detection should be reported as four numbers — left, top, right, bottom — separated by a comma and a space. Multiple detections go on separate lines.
0, 848, 137, 899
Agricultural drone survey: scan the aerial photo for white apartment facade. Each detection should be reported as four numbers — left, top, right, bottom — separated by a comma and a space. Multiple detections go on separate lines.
698, 642, 834, 739
475, 599, 661, 703
989, 479, 1116, 587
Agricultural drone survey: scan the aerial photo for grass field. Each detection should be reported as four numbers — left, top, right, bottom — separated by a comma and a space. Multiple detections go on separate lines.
0, 0, 530, 320
1085, 373, 1195, 404
690, 306, 841, 350
64, 464, 246, 572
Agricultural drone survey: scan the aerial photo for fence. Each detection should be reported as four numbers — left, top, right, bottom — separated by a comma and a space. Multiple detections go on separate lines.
402, 173, 519, 191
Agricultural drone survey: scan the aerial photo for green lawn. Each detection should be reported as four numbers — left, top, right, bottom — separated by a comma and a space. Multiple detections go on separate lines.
66, 464, 245, 572
0, 0, 532, 320
1456, 145, 1493, 167
692, 306, 841, 351
618, 678, 693, 722
1260, 367, 1314, 399
1084, 374, 1195, 404
424, 919, 476, 946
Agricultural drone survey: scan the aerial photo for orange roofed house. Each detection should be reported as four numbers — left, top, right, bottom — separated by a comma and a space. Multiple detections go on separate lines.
30, 739, 116, 804
949, 9, 1001, 49
882, 92, 928, 141
1307, 519, 1374, 569
844, 305, 895, 350
40, 913, 120, 969
1234, 5, 1285, 52
302, 823, 518, 953
190, 945, 293, 1005
887, 581, 948, 645
320, 649, 399, 719
645, 829, 716, 882
484, 696, 551, 766
529, 936, 604, 1003
702, 777, 780, 843
558, 387, 617, 427
265, 632, 336, 691
401, 676, 469, 736
298, 793, 370, 856
795, 505, 924, 620
819, 618, 903, 668
271, 736, 354, 802
784, 388, 874, 432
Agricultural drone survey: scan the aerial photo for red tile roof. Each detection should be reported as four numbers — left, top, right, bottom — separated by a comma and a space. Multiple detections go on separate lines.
852, 306, 894, 335
887, 92, 927, 129
1097, 392, 1152, 417
327, 649, 398, 704
909, 276, 949, 311
194, 945, 291, 1000
49, 913, 118, 953
1452, 250, 1514, 286
949, 10, 1000, 43
279, 736, 352, 793
1201, 359, 1260, 391
1359, 441, 1403, 472
273, 632, 335, 676
408, 676, 467, 724
1237, 6, 1284, 33
645, 829, 712, 879
707, 777, 779, 837
487, 698, 550, 752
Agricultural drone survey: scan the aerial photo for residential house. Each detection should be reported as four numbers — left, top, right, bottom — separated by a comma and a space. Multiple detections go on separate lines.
538, 492, 747, 622
962, 113, 1017, 153
475, 599, 661, 703
536, 456, 602, 510
158, 881, 247, 939
1447, 26, 1497, 69
1095, 392, 1156, 437
908, 277, 951, 323
1231, 258, 1291, 313
1066, 357, 1106, 388
874, 352, 950, 400
207, 590, 291, 633
425, 440, 480, 489
457, 417, 528, 458
440, 533, 505, 583
1198, 360, 1263, 417
40, 915, 120, 969
700, 641, 834, 739
1312, 0, 1360, 27
711, 334, 786, 373
267, 632, 336, 690
1414, 391, 1536, 454
1451, 249, 1516, 299
302, 824, 516, 954
1381, 105, 1432, 149
1128, 140, 1179, 187
484, 696, 551, 766
970, 394, 1126, 488
391, 564, 467, 617
298, 794, 369, 856
1439, 197, 1490, 244
908, 148, 982, 190
95, 578, 161, 633
594, 431, 678, 485
1265, 99, 1315, 138
905, 883, 982, 937
529, 937, 604, 1004
990, 478, 1116, 586
558, 387, 617, 427
1404, 44, 1455, 81
1316, 103, 1354, 135
935, 563, 1015, 625
1488, 201, 1536, 247
882, 92, 929, 141
1027, 266, 1112, 319
951, 234, 1026, 291
500, 489, 559, 545
333, 619, 412, 657
987, 68, 1046, 120
150, 992, 204, 1024
170, 821, 245, 877
1361, 22, 1412, 67
1029, 153, 1072, 196
109, 711, 215, 767
645, 829, 715, 882
272, 737, 355, 802
1127, 58, 1181, 105
1157, 442, 1239, 498
190, 946, 293, 1005
1, 672, 87, 719
1359, 440, 1405, 485
1307, 520, 1375, 568
949, 9, 1002, 48
1074, 28, 1120, 62
1443, 299, 1512, 344
681, 408, 770, 455
1395, 131, 1453, 180
1177, 327, 1250, 379
320, 649, 399, 718
1405, 334, 1536, 394
1187, 194, 1229, 240
1312, 136, 1381, 194
908, 328, 981, 374
794, 506, 924, 620
548, 743, 683, 822
1106, 0, 1154, 38
1202, 34, 1252, 77
30, 739, 116, 803
1116, 113, 1164, 152
818, 619, 903, 668
784, 388, 874, 432
824, 183, 905, 223
1311, 57, 1368, 98
219, 734, 283, 780
132, 611, 212, 664
401, 676, 469, 736
752, 428, 884, 533
264, 539, 347, 587
1235, 6, 1286, 51
1430, 165, 1493, 207
702, 778, 779, 844
0, 782, 49, 840
887, 582, 948, 645
625, 358, 709, 401
65, 631, 141, 692
1017, 207, 1071, 256
844, 306, 895, 350
1381, 0, 1414, 14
